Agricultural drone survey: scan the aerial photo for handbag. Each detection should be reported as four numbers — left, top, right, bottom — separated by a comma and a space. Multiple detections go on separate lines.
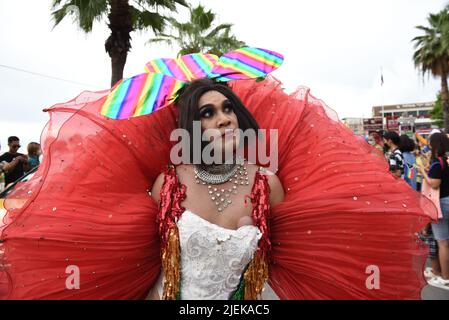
421, 157, 444, 219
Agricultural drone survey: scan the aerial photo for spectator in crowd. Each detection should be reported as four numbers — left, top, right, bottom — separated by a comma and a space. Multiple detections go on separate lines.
421, 224, 441, 283
0, 136, 29, 186
367, 132, 384, 155
378, 130, 389, 155
414, 143, 427, 192
27, 142, 41, 170
416, 130, 439, 283
415, 133, 440, 283
419, 132, 449, 290
400, 134, 418, 190
0, 161, 6, 192
383, 131, 404, 178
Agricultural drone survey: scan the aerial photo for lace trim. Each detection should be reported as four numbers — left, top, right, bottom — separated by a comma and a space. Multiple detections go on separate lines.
175, 210, 262, 299
180, 210, 262, 241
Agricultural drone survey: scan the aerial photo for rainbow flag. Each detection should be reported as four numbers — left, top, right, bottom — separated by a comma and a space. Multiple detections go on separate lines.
407, 165, 415, 180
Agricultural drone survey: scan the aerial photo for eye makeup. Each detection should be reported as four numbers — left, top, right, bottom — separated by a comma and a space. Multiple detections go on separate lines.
199, 99, 233, 119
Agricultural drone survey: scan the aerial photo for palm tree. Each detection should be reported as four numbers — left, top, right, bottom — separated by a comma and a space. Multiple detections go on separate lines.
412, 9, 449, 131
430, 93, 444, 128
149, 4, 245, 56
51, 0, 187, 87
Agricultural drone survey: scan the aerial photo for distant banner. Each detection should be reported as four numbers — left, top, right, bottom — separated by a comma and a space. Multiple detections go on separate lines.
363, 118, 383, 131
386, 116, 399, 132
416, 128, 433, 135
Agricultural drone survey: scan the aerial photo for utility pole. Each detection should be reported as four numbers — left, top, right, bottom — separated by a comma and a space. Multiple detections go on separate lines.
380, 67, 385, 131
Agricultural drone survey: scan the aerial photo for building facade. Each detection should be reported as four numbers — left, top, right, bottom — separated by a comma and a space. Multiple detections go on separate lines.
342, 118, 364, 136
371, 101, 436, 136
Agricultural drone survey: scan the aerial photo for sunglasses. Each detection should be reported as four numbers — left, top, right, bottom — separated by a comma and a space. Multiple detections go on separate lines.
11, 145, 21, 149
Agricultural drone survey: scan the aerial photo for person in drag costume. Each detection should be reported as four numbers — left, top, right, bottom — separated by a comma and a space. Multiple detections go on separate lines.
0, 47, 438, 300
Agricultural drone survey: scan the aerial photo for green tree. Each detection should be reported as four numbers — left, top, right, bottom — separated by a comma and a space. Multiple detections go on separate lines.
149, 4, 245, 56
51, 0, 187, 87
430, 93, 444, 128
412, 8, 449, 131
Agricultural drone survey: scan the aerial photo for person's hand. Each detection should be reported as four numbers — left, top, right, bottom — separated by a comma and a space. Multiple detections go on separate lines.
418, 164, 426, 175
421, 223, 431, 237
16, 155, 27, 163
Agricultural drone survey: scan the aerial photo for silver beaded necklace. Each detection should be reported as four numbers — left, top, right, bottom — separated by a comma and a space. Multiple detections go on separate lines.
194, 157, 249, 213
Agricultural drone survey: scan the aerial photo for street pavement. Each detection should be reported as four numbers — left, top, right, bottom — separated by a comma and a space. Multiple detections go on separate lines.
262, 284, 449, 300
422, 258, 449, 300
422, 284, 449, 300
261, 258, 449, 300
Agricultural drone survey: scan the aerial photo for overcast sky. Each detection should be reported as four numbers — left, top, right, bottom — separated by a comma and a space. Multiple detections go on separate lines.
0, 0, 446, 152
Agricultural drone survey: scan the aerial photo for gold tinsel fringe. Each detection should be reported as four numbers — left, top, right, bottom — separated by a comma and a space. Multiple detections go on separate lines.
162, 227, 181, 300
243, 252, 269, 300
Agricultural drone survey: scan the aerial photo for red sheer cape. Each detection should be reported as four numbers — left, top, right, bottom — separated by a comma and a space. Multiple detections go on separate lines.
0, 76, 437, 299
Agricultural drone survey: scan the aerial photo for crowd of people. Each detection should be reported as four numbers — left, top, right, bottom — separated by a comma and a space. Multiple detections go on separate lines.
0, 136, 41, 192
367, 129, 449, 291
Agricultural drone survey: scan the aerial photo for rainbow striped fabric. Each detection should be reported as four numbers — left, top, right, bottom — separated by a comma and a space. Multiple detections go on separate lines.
101, 47, 284, 119
100, 73, 184, 120
144, 53, 218, 82
212, 47, 284, 81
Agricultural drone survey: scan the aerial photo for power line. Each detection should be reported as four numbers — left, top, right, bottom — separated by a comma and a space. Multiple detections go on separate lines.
0, 63, 101, 89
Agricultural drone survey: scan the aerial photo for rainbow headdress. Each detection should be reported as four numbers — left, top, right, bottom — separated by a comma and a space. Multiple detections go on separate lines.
100, 47, 284, 120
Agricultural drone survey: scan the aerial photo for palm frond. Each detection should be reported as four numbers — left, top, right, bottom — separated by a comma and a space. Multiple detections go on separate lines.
190, 5, 214, 31
150, 4, 245, 55
205, 23, 233, 39
130, 6, 165, 32
412, 8, 449, 78
135, 0, 187, 11
415, 25, 434, 34
51, 0, 107, 32
147, 37, 175, 47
